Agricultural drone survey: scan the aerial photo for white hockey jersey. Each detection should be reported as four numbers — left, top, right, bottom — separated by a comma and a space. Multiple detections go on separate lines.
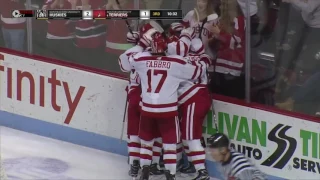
119, 46, 201, 117
182, 10, 219, 55
167, 37, 212, 105
178, 53, 211, 105
127, 70, 141, 96
118, 46, 142, 97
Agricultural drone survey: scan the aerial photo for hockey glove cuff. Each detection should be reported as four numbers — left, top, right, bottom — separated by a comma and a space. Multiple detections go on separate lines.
127, 31, 140, 44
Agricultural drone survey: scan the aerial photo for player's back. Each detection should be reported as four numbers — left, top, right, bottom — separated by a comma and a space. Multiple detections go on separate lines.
131, 52, 198, 117
178, 53, 211, 104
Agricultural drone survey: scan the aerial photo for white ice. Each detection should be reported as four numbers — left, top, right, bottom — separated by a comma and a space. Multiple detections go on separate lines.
0, 126, 219, 180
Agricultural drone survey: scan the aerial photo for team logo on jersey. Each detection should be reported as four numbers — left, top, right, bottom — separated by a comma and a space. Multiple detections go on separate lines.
261, 124, 297, 169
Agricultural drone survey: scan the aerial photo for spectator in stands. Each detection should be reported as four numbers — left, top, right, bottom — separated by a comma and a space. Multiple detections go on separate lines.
30, 0, 47, 55
237, 0, 260, 34
276, 71, 320, 116
42, 0, 75, 62
208, 0, 246, 99
275, 0, 320, 116
0, 0, 26, 51
73, 0, 106, 66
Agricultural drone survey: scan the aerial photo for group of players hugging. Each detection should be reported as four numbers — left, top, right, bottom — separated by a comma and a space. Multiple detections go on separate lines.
118, 0, 245, 179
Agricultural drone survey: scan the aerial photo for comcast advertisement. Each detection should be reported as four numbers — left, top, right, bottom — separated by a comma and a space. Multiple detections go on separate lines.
203, 100, 320, 179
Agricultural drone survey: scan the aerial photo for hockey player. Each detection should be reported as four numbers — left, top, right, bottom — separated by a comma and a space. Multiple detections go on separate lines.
125, 69, 142, 178
178, 38, 212, 180
167, 36, 212, 179
207, 133, 266, 180
124, 24, 164, 179
119, 27, 201, 180
123, 31, 143, 179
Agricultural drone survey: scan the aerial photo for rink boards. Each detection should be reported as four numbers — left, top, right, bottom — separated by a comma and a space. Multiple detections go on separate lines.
1, 49, 320, 180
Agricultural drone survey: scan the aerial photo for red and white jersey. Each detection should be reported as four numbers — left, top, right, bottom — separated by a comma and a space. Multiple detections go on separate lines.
127, 69, 141, 98
118, 45, 142, 97
0, 0, 25, 29
43, 0, 74, 39
74, 0, 106, 48
182, 10, 219, 55
214, 16, 245, 76
178, 53, 211, 105
119, 46, 201, 118
167, 36, 192, 57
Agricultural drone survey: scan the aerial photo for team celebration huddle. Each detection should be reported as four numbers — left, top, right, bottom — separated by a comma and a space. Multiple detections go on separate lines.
118, 0, 266, 179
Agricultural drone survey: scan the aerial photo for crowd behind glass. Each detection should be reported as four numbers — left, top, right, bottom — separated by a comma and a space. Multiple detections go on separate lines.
1, 0, 319, 118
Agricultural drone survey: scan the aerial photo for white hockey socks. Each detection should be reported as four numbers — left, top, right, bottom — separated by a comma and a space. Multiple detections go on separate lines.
128, 135, 140, 165
152, 137, 162, 165
140, 139, 154, 167
163, 143, 177, 175
182, 140, 191, 162
186, 139, 206, 170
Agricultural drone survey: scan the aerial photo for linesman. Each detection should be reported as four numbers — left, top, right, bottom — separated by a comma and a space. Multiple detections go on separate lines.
207, 133, 266, 180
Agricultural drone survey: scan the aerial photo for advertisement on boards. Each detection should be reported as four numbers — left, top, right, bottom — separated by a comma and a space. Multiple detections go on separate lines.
203, 100, 320, 179
2, 51, 320, 179
0, 52, 128, 138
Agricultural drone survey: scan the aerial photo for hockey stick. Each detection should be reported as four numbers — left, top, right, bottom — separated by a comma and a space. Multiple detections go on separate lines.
115, 0, 133, 34
177, 0, 182, 9
209, 93, 218, 131
208, 52, 219, 132
119, 97, 128, 143
115, 0, 134, 143
194, 9, 219, 132
193, 8, 209, 148
193, 9, 220, 147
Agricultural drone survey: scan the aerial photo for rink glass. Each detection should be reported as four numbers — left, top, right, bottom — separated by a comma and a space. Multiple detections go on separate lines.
0, 0, 319, 118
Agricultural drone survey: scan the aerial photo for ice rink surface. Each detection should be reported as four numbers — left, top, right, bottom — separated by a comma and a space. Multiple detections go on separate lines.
0, 127, 218, 180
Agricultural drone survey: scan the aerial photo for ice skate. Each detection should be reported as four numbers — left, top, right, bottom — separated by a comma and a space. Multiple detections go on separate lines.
179, 161, 196, 174
191, 169, 210, 180
176, 159, 184, 172
149, 163, 164, 175
129, 160, 140, 179
164, 170, 176, 180
140, 165, 150, 180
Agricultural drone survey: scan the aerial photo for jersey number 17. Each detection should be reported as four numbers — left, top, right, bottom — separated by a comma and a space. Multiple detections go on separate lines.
147, 69, 167, 93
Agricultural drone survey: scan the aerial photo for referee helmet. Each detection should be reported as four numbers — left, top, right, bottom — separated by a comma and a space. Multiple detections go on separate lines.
207, 133, 229, 148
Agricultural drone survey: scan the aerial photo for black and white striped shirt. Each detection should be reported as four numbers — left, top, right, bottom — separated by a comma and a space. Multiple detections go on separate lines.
219, 150, 266, 180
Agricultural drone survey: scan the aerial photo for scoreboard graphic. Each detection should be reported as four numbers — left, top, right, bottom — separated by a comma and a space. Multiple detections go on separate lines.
12, 9, 182, 20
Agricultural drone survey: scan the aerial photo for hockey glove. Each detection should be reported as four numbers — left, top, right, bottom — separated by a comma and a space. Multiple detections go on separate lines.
170, 22, 185, 32
127, 31, 140, 44
169, 22, 185, 36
